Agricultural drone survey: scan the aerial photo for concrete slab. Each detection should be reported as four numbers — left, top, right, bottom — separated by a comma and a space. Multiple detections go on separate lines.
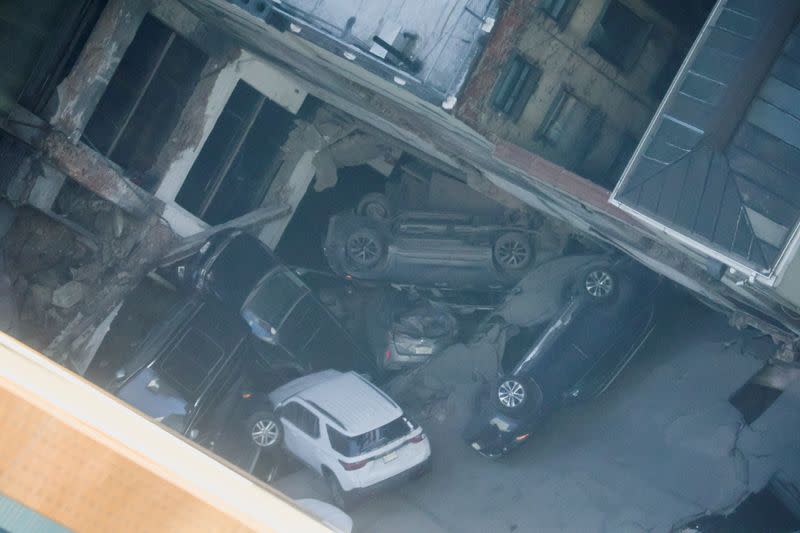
273, 284, 783, 532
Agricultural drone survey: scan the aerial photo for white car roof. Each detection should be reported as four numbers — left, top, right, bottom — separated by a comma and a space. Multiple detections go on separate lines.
269, 370, 403, 436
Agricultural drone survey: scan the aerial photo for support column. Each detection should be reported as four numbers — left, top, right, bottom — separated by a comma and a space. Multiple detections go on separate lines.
50, 0, 152, 140
256, 122, 324, 248
152, 49, 242, 202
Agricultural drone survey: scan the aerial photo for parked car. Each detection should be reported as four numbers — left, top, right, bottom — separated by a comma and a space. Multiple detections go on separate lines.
108, 297, 302, 482
267, 370, 431, 508
372, 297, 459, 371
463, 260, 660, 458
159, 229, 376, 375
324, 193, 538, 290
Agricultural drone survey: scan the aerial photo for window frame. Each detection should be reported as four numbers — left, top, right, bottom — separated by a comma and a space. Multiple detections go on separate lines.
490, 53, 541, 122
587, 0, 653, 71
82, 14, 207, 183
537, 86, 606, 176
539, 0, 579, 29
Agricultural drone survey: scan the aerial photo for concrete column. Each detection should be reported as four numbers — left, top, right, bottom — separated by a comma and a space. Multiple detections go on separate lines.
152, 50, 242, 202
258, 151, 317, 248
50, 0, 152, 140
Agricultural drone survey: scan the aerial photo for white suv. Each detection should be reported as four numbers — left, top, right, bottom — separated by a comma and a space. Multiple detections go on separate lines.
267, 370, 431, 507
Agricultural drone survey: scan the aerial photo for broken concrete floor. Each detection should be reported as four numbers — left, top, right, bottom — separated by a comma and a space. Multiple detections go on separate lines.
275, 278, 794, 532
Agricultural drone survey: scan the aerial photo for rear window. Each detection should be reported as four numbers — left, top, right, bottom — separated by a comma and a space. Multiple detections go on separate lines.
160, 328, 225, 394
243, 270, 308, 326
328, 416, 417, 457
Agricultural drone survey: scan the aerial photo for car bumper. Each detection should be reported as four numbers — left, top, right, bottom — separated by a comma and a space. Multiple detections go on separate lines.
349, 456, 432, 498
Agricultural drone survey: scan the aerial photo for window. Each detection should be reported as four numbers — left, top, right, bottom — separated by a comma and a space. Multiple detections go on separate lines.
175, 81, 295, 224
243, 270, 308, 328
83, 15, 207, 188
540, 0, 578, 27
160, 328, 225, 394
539, 89, 605, 169
588, 0, 652, 70
327, 417, 416, 457
282, 402, 319, 438
491, 55, 541, 121
204, 234, 278, 308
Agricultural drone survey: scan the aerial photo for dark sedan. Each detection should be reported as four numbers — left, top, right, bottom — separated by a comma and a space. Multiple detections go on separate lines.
463, 260, 659, 458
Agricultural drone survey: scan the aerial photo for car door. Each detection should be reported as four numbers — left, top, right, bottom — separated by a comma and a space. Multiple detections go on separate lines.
279, 401, 323, 473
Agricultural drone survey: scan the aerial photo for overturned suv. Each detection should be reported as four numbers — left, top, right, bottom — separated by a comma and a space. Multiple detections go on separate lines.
324, 193, 538, 290
464, 259, 660, 458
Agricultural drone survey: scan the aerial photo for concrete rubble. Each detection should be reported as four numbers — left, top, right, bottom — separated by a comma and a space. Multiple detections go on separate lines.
286, 255, 799, 533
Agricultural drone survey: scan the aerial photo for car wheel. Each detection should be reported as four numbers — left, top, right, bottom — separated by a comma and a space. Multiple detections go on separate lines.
496, 377, 527, 411
584, 268, 616, 300
357, 193, 392, 220
325, 471, 352, 510
247, 411, 282, 448
493, 232, 533, 270
346, 228, 385, 269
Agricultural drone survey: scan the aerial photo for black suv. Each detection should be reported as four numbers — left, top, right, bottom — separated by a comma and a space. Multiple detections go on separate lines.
162, 229, 376, 375
109, 297, 300, 480
464, 259, 660, 457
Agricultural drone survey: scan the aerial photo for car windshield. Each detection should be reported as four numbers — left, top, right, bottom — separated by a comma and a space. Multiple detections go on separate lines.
206, 233, 277, 307
328, 416, 417, 457
242, 270, 308, 328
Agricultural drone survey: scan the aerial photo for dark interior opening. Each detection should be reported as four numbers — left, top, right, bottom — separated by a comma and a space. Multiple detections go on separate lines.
83, 14, 207, 189
730, 372, 784, 425
175, 81, 295, 225
681, 484, 800, 533
276, 165, 386, 269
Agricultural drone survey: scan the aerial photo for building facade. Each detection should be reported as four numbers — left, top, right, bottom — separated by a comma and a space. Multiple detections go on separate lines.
2, 0, 800, 366
457, 0, 710, 189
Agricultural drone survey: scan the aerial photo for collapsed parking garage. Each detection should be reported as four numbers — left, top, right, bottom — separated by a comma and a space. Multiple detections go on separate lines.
2, 0, 800, 532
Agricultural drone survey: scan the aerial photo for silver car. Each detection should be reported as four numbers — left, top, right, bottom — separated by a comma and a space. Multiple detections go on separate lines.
324, 206, 537, 290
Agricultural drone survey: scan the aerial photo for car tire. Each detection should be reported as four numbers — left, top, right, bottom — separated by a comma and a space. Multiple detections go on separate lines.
493, 232, 533, 271
583, 268, 617, 300
325, 471, 352, 510
246, 411, 282, 449
496, 377, 528, 412
357, 193, 392, 220
346, 228, 385, 269
495, 376, 542, 415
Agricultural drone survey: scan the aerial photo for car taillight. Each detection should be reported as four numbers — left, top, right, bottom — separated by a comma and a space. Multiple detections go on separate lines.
514, 433, 530, 443
407, 433, 426, 444
385, 349, 392, 361
339, 459, 369, 471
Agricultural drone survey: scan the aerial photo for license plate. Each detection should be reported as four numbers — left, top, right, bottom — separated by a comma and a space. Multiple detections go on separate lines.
383, 451, 398, 463
413, 346, 434, 355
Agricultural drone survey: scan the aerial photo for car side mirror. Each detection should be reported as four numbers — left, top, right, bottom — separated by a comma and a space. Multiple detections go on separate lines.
188, 429, 199, 440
